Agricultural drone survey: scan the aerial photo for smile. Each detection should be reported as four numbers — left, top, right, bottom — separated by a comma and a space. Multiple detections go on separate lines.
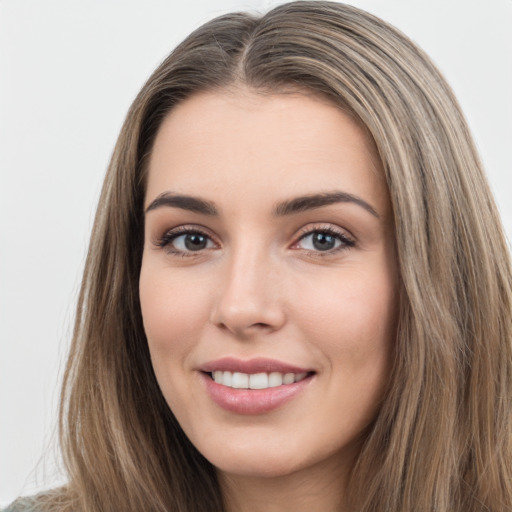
210, 371, 309, 389
199, 358, 315, 414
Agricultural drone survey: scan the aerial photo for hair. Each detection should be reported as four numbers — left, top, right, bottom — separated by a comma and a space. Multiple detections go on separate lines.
22, 2, 512, 511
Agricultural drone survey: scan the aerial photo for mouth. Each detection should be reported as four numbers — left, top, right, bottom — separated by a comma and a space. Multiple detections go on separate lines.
199, 358, 315, 414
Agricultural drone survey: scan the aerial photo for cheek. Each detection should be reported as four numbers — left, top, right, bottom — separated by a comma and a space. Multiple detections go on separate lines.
300, 265, 396, 328
139, 261, 212, 369
139, 260, 217, 421
294, 264, 397, 376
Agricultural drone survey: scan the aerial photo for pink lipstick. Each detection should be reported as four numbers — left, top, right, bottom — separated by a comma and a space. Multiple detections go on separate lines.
199, 357, 315, 414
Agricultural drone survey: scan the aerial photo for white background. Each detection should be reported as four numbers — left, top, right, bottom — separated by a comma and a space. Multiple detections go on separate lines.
1, 0, 511, 506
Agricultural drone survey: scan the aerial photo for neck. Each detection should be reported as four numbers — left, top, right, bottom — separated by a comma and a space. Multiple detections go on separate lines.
218, 452, 354, 512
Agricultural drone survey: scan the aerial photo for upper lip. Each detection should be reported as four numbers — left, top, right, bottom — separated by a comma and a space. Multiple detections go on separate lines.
200, 357, 313, 374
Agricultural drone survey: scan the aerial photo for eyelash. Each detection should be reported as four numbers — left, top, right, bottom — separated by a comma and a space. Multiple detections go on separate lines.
154, 224, 356, 258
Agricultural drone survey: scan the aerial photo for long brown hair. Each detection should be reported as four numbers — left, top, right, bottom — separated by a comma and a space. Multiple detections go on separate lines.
28, 2, 512, 511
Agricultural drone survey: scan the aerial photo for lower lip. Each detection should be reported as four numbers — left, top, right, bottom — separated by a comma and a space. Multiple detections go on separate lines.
201, 372, 313, 415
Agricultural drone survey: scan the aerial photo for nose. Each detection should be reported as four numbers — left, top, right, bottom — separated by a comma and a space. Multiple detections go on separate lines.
210, 245, 286, 339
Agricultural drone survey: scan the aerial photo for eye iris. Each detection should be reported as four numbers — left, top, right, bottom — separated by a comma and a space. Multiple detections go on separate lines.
184, 233, 208, 251
312, 232, 336, 251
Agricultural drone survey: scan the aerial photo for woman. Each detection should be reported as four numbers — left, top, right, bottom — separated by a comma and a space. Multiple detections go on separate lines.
7, 1, 512, 511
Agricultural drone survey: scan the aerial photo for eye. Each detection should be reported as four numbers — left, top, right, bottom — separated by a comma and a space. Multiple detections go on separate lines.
155, 227, 217, 255
293, 227, 355, 254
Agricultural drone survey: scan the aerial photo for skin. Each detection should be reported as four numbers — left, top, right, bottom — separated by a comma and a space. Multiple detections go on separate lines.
140, 88, 398, 512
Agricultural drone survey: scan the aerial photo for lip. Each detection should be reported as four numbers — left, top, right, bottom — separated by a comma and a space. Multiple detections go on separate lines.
200, 357, 312, 374
199, 357, 315, 415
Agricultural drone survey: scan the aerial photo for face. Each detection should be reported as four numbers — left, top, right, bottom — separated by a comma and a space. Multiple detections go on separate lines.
140, 89, 398, 482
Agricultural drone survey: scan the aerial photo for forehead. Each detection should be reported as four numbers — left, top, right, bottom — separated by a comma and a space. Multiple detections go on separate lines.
145, 89, 389, 217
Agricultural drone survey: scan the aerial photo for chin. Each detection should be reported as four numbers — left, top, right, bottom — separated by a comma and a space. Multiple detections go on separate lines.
193, 435, 301, 478
197, 431, 354, 482
215, 455, 303, 479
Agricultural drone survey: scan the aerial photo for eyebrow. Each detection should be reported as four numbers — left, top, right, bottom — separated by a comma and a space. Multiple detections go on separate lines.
273, 191, 379, 218
145, 192, 218, 215
145, 190, 379, 218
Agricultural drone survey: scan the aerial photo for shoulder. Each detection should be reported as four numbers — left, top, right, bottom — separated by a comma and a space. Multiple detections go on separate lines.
2, 497, 40, 512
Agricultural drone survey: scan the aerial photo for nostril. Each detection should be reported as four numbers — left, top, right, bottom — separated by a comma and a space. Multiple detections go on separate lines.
210, 299, 286, 338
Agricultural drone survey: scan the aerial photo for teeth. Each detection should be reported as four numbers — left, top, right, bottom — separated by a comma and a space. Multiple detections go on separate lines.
211, 371, 309, 389
268, 372, 283, 387
232, 372, 249, 389
222, 371, 232, 387
283, 373, 295, 385
249, 373, 268, 389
